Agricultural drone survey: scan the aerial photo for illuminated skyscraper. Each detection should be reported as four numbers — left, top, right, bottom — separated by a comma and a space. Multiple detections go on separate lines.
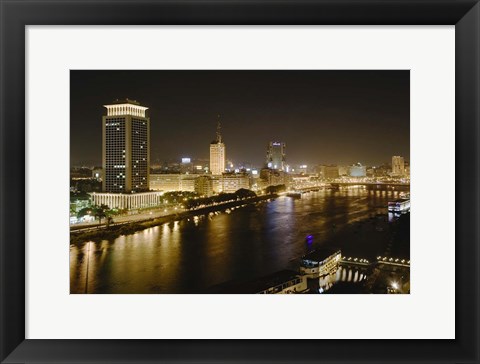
209, 118, 226, 175
392, 156, 405, 176
266, 142, 286, 171
180, 157, 193, 174
102, 99, 150, 193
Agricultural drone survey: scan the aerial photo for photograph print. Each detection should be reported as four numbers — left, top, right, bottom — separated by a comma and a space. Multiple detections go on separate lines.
70, 70, 410, 294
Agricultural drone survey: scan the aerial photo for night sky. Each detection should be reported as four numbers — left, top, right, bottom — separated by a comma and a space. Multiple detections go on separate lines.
70, 70, 409, 167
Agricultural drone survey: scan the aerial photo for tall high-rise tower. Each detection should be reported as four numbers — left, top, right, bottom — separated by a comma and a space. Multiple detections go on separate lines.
392, 156, 405, 176
102, 99, 150, 193
266, 142, 286, 171
209, 116, 226, 175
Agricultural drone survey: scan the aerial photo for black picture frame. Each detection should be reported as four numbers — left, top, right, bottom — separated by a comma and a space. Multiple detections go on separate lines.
1, 0, 478, 363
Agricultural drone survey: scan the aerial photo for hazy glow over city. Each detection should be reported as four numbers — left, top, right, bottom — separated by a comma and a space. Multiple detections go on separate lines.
71, 70, 409, 168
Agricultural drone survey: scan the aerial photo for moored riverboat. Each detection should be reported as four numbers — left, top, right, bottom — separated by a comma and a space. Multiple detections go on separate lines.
286, 192, 302, 198
388, 199, 410, 213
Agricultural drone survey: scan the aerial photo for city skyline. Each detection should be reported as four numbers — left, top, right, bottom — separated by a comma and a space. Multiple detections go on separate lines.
70, 70, 410, 167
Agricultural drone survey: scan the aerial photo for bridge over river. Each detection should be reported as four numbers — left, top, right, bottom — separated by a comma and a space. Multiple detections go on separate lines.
329, 182, 410, 188
293, 183, 409, 194
295, 182, 409, 191
335, 256, 410, 284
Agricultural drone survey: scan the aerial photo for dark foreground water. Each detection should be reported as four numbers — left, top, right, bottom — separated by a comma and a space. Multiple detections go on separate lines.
70, 188, 409, 294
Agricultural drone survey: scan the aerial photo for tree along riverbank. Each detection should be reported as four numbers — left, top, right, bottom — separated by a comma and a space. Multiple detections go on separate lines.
70, 194, 278, 245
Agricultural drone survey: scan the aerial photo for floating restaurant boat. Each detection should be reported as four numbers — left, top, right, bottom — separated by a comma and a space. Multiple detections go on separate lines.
388, 199, 410, 213
206, 269, 308, 294
286, 192, 302, 198
299, 248, 342, 279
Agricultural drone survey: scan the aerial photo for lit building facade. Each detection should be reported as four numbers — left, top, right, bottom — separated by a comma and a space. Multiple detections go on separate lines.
211, 176, 222, 194
180, 176, 196, 192
315, 165, 340, 179
392, 156, 405, 176
209, 121, 226, 175
338, 165, 349, 176
102, 99, 150, 193
149, 174, 182, 191
290, 175, 317, 189
259, 168, 286, 189
266, 142, 286, 171
221, 173, 250, 193
372, 165, 390, 177
324, 165, 339, 179
149, 173, 197, 192
349, 163, 367, 177
91, 191, 163, 210
194, 175, 214, 196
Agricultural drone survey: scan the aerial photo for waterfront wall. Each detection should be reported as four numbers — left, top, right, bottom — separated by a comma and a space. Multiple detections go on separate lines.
70, 194, 278, 244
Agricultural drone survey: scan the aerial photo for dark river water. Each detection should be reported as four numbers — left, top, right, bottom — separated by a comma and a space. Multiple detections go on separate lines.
70, 188, 409, 294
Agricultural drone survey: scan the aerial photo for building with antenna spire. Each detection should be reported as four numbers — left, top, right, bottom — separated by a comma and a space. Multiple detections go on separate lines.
209, 116, 226, 175
216, 114, 222, 143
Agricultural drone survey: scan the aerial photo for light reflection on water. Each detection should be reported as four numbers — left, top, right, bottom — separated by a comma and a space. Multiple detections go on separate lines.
70, 188, 407, 294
